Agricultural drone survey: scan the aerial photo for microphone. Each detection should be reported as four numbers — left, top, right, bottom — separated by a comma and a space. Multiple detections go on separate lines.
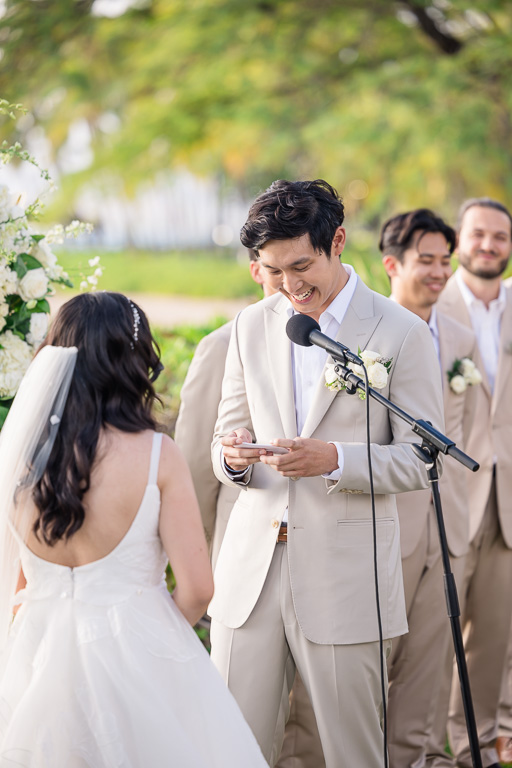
286, 314, 364, 366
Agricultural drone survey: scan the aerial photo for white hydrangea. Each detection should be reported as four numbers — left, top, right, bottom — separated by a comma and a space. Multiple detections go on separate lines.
17, 268, 49, 302
0, 331, 33, 398
26, 312, 48, 347
0, 184, 13, 222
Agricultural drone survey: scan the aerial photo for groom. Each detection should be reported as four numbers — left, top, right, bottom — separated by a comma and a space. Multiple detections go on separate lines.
209, 179, 445, 767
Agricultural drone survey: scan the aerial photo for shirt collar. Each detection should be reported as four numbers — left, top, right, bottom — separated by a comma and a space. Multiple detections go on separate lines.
455, 268, 507, 312
428, 304, 439, 340
286, 264, 358, 324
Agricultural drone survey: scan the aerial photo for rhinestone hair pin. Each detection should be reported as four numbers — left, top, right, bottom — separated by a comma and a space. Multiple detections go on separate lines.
128, 300, 141, 349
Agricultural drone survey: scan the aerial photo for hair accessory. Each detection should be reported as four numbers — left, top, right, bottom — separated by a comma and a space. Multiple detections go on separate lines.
128, 300, 141, 349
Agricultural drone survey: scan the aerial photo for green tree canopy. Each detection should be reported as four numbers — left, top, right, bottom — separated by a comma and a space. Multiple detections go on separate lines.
0, 0, 510, 223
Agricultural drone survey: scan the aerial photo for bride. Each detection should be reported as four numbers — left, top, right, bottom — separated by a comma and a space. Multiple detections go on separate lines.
0, 291, 268, 767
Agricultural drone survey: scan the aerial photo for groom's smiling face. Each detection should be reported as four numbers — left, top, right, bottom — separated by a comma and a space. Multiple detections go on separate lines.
258, 229, 348, 322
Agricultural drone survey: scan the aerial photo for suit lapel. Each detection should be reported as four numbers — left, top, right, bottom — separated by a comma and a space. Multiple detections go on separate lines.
264, 297, 297, 438
301, 280, 382, 438
440, 275, 492, 401
492, 289, 512, 417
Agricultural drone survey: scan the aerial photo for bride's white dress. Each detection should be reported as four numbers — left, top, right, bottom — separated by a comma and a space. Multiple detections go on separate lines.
0, 433, 268, 767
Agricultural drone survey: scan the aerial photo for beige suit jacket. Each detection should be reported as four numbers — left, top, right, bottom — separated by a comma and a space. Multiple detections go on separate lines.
174, 322, 240, 564
398, 311, 479, 559
210, 280, 445, 645
437, 274, 512, 546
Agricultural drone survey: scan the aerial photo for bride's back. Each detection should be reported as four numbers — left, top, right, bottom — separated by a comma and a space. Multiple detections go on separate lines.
26, 427, 158, 568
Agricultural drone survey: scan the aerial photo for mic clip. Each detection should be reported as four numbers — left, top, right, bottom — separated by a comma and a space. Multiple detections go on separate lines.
334, 363, 359, 396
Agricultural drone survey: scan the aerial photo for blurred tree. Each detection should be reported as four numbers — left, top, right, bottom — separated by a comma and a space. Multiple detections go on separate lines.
0, 0, 510, 223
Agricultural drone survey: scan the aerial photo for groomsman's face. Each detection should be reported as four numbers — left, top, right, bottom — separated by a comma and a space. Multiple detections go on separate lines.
257, 228, 348, 321
383, 230, 452, 314
457, 206, 511, 280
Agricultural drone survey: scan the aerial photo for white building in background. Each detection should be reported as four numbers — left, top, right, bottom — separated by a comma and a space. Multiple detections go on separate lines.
74, 169, 251, 251
2, 115, 252, 252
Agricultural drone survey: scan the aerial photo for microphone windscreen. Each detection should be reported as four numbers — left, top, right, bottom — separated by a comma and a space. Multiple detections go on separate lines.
286, 314, 320, 347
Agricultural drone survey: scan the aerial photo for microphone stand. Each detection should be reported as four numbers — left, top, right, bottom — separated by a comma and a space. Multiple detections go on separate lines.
330, 355, 483, 768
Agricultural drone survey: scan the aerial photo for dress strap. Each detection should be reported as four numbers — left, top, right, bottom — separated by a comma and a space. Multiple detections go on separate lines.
148, 432, 163, 486
7, 517, 26, 549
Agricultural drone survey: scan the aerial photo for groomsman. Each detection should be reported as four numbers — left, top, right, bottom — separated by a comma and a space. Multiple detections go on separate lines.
209, 179, 444, 767
380, 209, 480, 768
435, 198, 512, 768
175, 250, 326, 768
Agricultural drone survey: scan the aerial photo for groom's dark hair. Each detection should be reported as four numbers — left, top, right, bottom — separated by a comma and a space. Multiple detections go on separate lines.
379, 208, 456, 262
240, 179, 345, 259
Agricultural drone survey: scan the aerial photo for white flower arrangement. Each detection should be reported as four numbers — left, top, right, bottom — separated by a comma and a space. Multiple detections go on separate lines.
0, 99, 97, 428
325, 348, 393, 401
447, 357, 482, 394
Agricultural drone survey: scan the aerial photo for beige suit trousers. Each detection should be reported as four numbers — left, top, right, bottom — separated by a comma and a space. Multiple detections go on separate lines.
275, 672, 325, 768
387, 505, 451, 768
498, 622, 512, 738
211, 543, 391, 768
446, 479, 512, 767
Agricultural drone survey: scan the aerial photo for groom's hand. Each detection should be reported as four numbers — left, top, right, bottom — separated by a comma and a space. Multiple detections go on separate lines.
259, 438, 338, 478
221, 428, 267, 471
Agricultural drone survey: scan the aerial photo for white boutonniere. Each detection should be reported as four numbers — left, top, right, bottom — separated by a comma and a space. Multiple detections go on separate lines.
325, 348, 393, 401
447, 357, 482, 394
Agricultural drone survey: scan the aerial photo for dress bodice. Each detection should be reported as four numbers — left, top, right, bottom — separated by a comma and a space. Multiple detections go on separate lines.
12, 432, 168, 609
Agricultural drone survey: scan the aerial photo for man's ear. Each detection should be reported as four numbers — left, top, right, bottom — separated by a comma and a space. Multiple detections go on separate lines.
331, 226, 346, 257
382, 254, 400, 278
249, 260, 265, 286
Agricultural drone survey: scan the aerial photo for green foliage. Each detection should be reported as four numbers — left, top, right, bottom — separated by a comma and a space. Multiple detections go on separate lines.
0, 1, 511, 226
152, 317, 228, 433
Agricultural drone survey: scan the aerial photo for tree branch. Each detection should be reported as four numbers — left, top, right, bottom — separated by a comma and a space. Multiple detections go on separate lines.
404, 1, 463, 55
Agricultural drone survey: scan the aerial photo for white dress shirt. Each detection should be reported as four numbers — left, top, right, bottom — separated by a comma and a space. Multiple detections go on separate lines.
427, 305, 441, 365
456, 269, 506, 393
223, 265, 358, 522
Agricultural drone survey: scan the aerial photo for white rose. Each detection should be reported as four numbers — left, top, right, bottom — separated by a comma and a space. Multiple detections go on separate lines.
0, 301, 8, 319
26, 312, 48, 346
450, 375, 467, 394
325, 363, 344, 391
467, 367, 482, 386
361, 349, 381, 367
460, 358, 482, 385
33, 240, 57, 269
17, 268, 49, 302
367, 361, 388, 389
0, 316, 5, 332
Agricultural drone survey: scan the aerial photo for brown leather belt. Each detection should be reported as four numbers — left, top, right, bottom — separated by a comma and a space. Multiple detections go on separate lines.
277, 524, 288, 543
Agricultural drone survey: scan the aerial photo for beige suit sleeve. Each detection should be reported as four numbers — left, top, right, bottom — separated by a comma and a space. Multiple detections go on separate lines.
212, 313, 255, 489
175, 326, 231, 544
329, 319, 445, 495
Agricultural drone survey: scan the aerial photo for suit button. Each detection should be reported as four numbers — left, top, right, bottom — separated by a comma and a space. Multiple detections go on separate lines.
271, 519, 279, 529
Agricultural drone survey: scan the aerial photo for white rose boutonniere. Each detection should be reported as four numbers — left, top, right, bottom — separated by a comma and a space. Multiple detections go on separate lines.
325, 348, 393, 401
447, 357, 482, 394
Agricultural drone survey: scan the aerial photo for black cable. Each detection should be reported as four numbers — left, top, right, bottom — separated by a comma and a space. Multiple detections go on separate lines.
363, 365, 388, 768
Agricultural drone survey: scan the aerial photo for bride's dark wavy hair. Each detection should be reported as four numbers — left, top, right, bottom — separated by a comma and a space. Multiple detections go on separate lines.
32, 292, 162, 545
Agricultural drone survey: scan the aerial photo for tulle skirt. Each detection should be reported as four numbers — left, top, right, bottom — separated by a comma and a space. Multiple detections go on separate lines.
0, 587, 268, 767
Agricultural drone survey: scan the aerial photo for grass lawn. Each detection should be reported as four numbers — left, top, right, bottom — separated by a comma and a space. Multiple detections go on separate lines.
56, 248, 259, 299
